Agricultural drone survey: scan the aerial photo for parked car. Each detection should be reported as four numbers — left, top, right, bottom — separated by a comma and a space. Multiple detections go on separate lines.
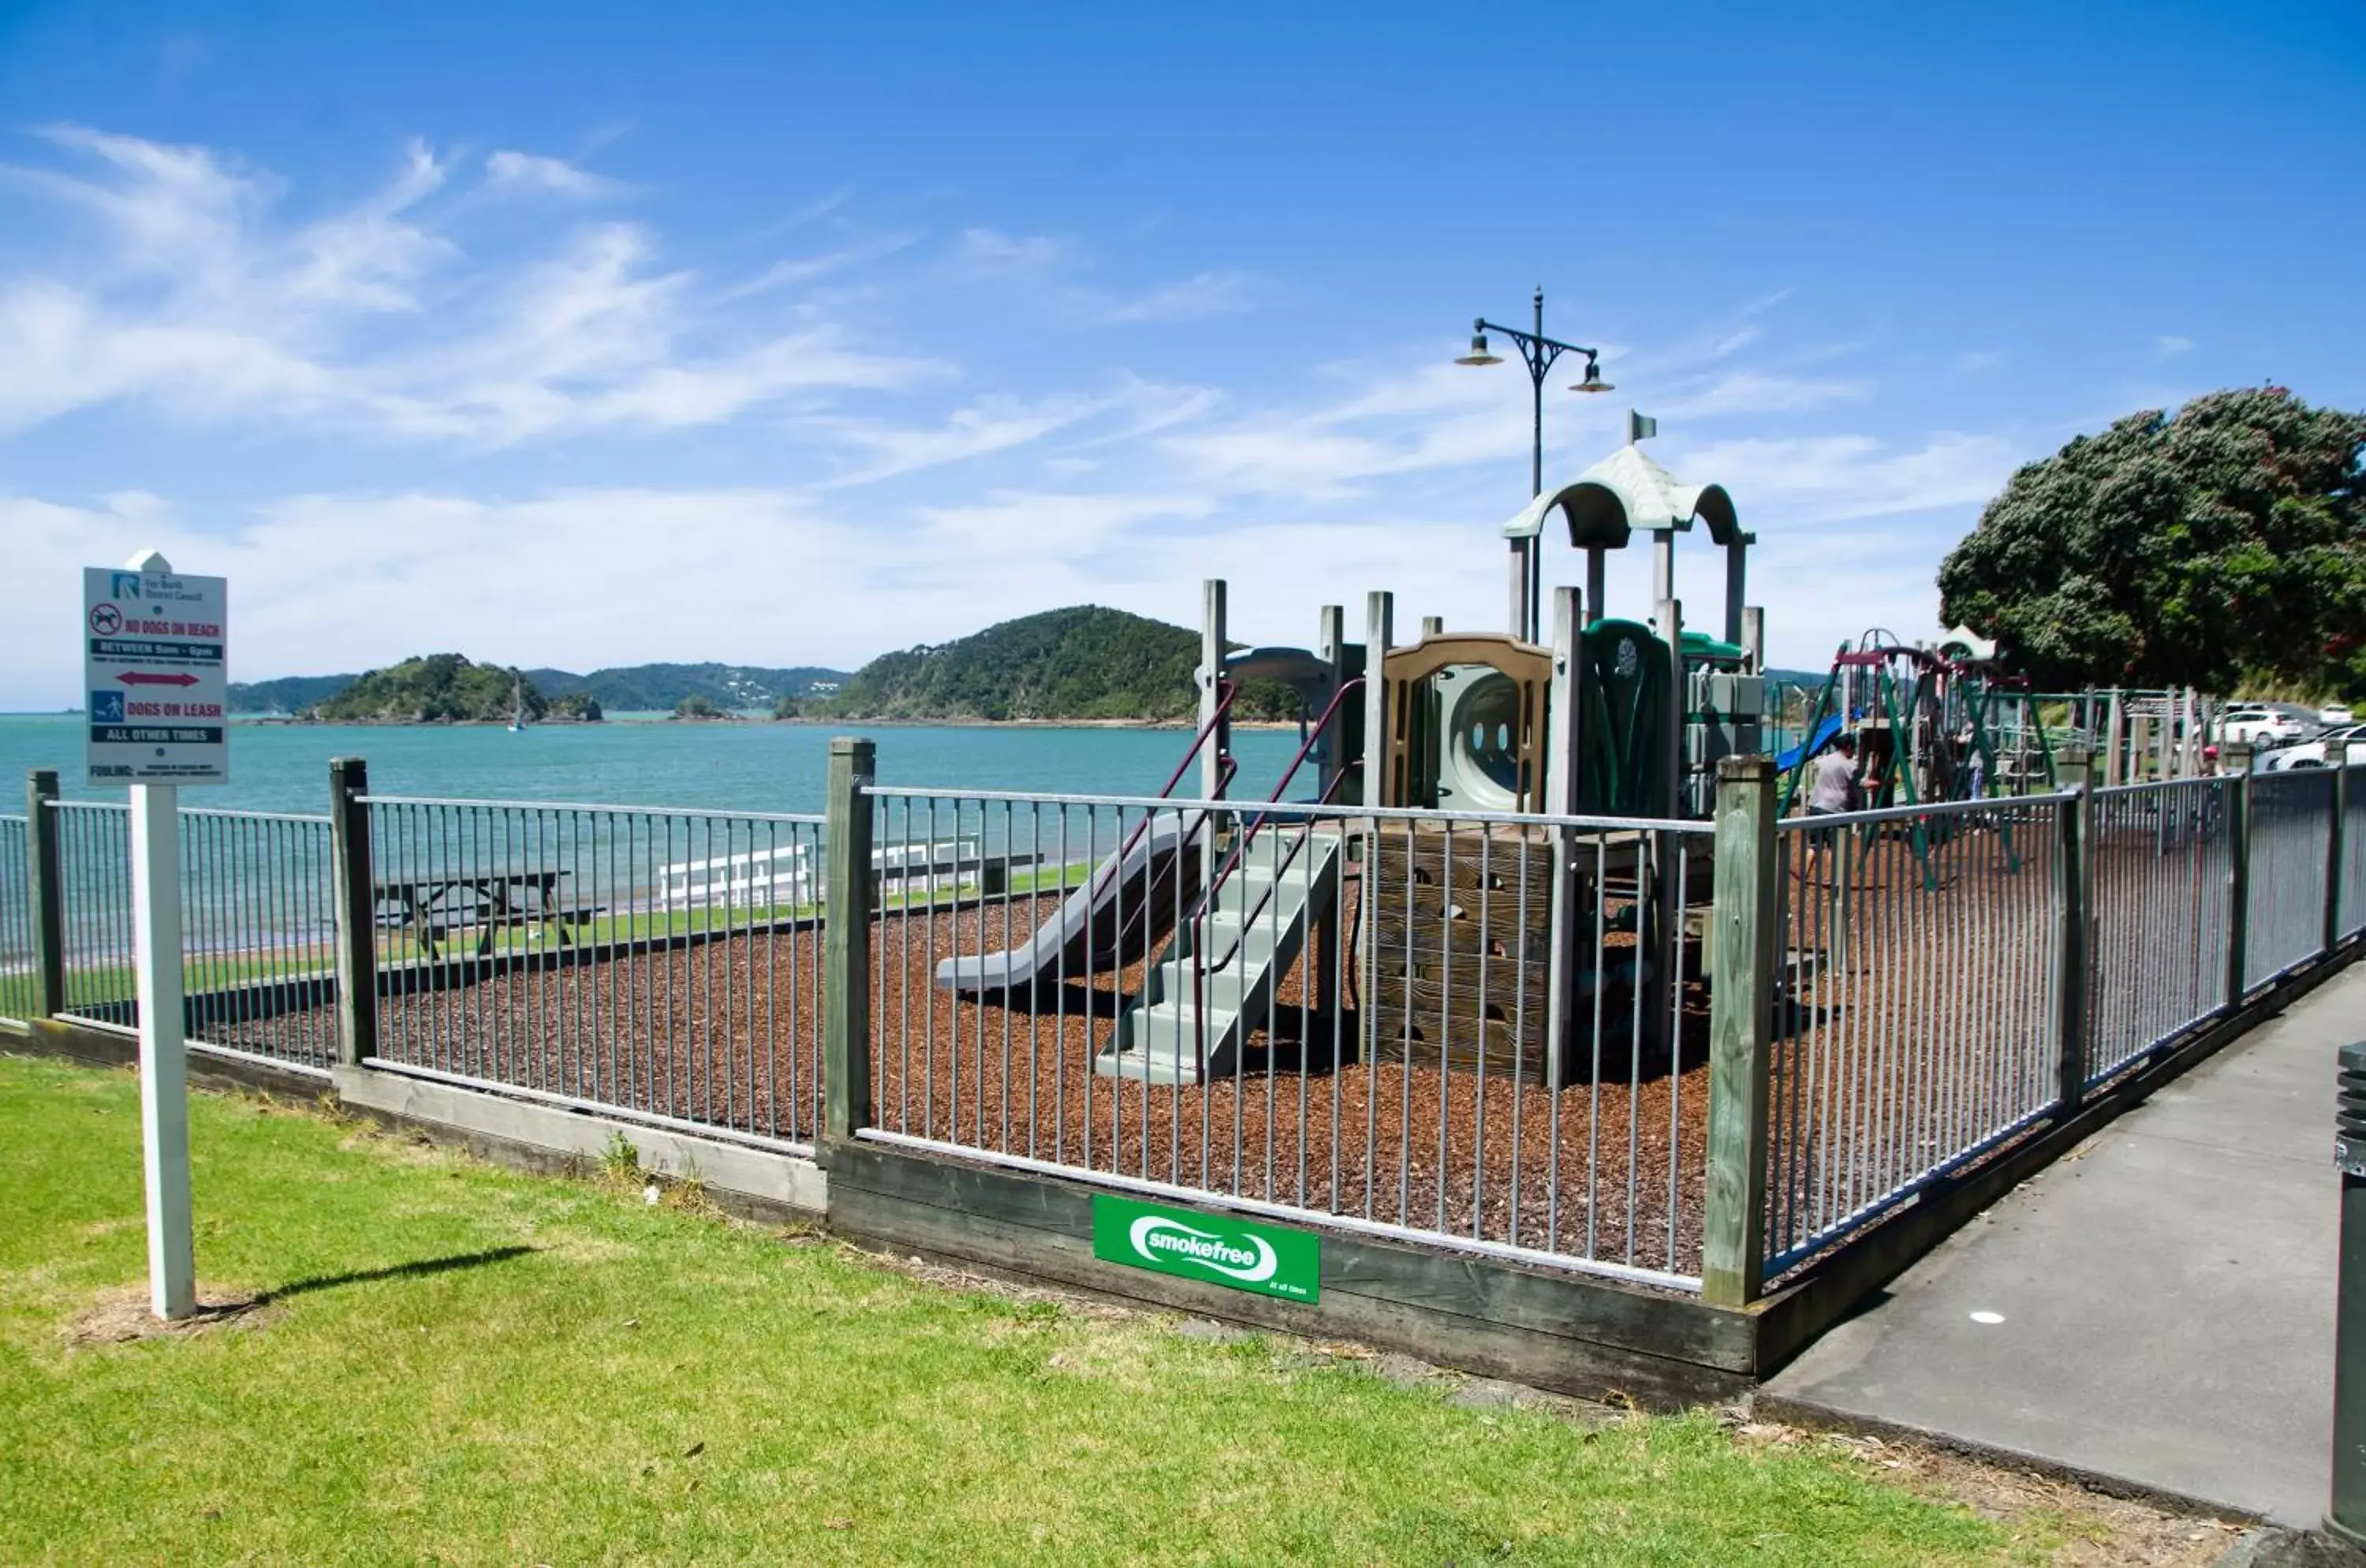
2215, 706, 2311, 746
2321, 704, 2356, 726
2260, 723, 2366, 771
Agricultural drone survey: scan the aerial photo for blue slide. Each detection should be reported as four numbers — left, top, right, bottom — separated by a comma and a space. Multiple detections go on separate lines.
1776, 713, 1846, 773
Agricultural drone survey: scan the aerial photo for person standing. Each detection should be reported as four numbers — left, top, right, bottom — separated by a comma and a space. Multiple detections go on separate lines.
1801, 731, 1861, 888
1807, 732, 1862, 816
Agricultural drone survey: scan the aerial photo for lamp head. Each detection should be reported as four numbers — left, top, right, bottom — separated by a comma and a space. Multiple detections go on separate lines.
1569, 355, 1614, 394
1456, 333, 1502, 368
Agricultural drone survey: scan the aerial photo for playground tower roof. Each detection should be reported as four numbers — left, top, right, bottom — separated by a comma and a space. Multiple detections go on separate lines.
1498, 442, 1750, 551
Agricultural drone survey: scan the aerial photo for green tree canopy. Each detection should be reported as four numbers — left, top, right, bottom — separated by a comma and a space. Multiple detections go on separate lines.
307, 656, 545, 723
1936, 387, 2366, 694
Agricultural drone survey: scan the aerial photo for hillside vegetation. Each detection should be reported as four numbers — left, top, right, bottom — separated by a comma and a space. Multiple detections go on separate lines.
526, 663, 846, 713
228, 674, 361, 715
306, 655, 547, 724
825, 607, 1295, 722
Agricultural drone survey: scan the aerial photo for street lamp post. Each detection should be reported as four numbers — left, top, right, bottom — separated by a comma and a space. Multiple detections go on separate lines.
1457, 286, 1613, 644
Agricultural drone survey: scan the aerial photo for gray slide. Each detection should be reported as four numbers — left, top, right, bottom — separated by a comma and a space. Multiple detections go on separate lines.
934, 812, 1204, 995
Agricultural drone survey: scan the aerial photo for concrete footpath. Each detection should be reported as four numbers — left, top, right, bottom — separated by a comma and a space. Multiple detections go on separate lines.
1765, 965, 2360, 1529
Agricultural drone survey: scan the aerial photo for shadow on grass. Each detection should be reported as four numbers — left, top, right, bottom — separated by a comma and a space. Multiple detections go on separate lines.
257, 1245, 538, 1304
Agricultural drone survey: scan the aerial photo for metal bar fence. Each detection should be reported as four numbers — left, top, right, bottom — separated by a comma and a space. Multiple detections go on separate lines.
43, 800, 341, 1070
178, 808, 340, 1070
2345, 763, 2366, 943
2246, 769, 2333, 990
50, 801, 134, 1023
1765, 793, 2066, 1276
2087, 778, 2235, 1085
858, 786, 1714, 1290
360, 797, 828, 1148
0, 816, 32, 1023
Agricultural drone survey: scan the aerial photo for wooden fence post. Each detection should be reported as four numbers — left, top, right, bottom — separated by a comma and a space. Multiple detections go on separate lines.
25, 769, 65, 1019
1702, 756, 1777, 1309
2054, 779, 2090, 1113
823, 737, 876, 1150
2328, 761, 2349, 954
2225, 743, 2253, 1007
328, 757, 378, 1068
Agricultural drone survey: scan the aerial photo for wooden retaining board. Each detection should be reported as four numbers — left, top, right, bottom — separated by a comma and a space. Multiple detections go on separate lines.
826, 1137, 1756, 1406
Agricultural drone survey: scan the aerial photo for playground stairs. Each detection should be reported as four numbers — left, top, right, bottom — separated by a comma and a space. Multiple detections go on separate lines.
1095, 825, 1344, 1085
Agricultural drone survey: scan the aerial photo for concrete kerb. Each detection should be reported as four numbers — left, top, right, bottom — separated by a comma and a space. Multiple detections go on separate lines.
1752, 1391, 2270, 1526
0, 1013, 829, 1228
330, 1064, 827, 1223
0, 1014, 329, 1102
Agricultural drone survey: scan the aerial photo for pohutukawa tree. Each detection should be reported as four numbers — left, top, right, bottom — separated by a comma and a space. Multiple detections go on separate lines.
1937, 387, 2366, 694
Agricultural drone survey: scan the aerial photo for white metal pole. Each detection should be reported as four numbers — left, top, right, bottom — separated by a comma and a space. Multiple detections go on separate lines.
131, 778, 195, 1320
1200, 578, 1227, 803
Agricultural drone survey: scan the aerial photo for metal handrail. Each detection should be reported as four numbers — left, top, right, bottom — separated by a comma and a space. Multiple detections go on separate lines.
359, 793, 827, 823
1181, 677, 1365, 1076
1196, 677, 1365, 978
1077, 680, 1241, 958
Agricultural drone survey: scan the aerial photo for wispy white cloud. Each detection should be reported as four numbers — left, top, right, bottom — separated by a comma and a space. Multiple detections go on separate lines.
1655, 371, 1873, 418
483, 149, 625, 199
0, 128, 942, 445
0, 484, 1510, 695
1103, 268, 1260, 323
806, 390, 1128, 488
806, 378, 1217, 487
1954, 349, 2006, 375
1674, 431, 2022, 521
952, 226, 1069, 272
2153, 333, 2194, 360
0, 129, 2051, 693
1159, 357, 1614, 502
717, 232, 921, 302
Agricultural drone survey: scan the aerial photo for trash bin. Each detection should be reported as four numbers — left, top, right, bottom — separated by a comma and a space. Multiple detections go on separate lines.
2333, 1043, 2366, 1547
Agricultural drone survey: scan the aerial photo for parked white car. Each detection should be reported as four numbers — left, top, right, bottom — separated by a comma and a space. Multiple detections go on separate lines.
2215, 706, 2311, 746
2260, 724, 2366, 771
2321, 704, 2355, 726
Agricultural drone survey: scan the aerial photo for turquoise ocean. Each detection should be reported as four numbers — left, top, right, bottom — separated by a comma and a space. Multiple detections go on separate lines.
0, 713, 1306, 817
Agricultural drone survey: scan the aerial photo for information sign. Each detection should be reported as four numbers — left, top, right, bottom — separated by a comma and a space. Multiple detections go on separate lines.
84, 566, 228, 786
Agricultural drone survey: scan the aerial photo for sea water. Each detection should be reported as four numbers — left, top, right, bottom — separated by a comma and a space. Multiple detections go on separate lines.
0, 714, 1320, 973
0, 713, 1308, 816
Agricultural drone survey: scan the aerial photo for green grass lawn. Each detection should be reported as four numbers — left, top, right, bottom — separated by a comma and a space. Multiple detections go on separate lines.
0, 1054, 2059, 1566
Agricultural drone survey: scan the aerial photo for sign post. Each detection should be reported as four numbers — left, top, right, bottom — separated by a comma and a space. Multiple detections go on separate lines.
84, 551, 227, 1321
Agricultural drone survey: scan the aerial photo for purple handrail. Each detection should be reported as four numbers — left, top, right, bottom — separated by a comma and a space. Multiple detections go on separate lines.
1081, 679, 1241, 957
1202, 676, 1372, 984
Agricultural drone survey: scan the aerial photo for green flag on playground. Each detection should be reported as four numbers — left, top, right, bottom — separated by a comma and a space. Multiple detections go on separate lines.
1629, 410, 1659, 442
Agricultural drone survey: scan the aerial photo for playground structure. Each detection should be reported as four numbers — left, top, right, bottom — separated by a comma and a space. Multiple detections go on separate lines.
2046, 686, 2219, 786
924, 418, 2245, 1110
939, 430, 1767, 1092
1775, 631, 2066, 819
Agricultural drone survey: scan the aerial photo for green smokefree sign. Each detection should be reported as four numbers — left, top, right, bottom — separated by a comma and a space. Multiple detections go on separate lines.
1090, 1197, 1319, 1302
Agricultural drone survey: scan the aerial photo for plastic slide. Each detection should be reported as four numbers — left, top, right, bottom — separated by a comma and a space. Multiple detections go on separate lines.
1775, 713, 1846, 773
933, 812, 1203, 995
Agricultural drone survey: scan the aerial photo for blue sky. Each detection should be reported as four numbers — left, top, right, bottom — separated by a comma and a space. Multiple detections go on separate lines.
2, 1, 2361, 703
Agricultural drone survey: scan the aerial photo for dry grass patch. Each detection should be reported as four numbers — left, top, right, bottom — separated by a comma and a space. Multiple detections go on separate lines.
62, 1284, 278, 1347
